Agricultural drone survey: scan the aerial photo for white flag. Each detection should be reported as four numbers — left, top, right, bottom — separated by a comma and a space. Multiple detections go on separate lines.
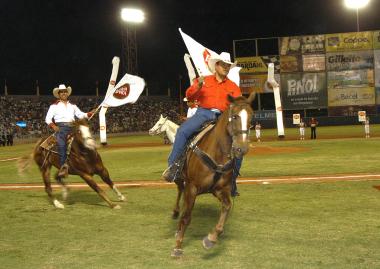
101, 73, 145, 107
179, 28, 241, 86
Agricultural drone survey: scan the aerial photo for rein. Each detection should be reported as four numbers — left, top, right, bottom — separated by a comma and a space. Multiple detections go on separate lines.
189, 103, 247, 190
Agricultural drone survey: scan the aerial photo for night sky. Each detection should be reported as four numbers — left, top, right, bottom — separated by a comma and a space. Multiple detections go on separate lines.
1, 0, 380, 96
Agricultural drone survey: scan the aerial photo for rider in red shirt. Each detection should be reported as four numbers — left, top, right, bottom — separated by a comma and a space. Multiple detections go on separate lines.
162, 52, 241, 182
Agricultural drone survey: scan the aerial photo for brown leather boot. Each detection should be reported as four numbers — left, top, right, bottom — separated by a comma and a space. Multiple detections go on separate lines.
58, 163, 69, 178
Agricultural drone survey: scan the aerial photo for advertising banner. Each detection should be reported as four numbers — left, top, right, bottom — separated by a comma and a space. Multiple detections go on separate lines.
280, 35, 325, 55
280, 55, 302, 73
280, 72, 327, 109
358, 111, 366, 122
376, 87, 380, 104
253, 110, 277, 120
373, 31, 380, 49
326, 50, 374, 71
302, 54, 325, 71
326, 31, 373, 52
236, 56, 280, 74
240, 74, 279, 94
375, 50, 380, 87
328, 87, 375, 107
327, 69, 374, 89
293, 114, 301, 124
328, 105, 376, 117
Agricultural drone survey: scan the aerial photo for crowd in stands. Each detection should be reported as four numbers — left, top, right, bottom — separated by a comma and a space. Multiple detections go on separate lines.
0, 95, 181, 139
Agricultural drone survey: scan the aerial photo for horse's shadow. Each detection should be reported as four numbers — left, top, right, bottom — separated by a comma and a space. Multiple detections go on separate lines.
61, 190, 114, 208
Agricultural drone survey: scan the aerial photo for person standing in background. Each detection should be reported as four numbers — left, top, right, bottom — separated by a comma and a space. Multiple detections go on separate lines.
309, 117, 318, 139
364, 116, 370, 138
299, 119, 306, 140
255, 122, 261, 142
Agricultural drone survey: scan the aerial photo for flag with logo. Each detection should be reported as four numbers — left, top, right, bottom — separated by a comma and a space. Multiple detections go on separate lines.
101, 73, 145, 107
179, 28, 241, 86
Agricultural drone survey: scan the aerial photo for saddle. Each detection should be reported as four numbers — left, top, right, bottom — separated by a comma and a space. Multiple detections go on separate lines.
172, 120, 220, 182
39, 134, 74, 156
40, 135, 58, 153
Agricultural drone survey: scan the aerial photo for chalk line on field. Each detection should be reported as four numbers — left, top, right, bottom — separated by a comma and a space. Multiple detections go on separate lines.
0, 157, 20, 162
1, 174, 380, 190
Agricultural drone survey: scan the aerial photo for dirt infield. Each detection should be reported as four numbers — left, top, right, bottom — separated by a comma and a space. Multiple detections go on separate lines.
1, 173, 380, 191
248, 145, 309, 155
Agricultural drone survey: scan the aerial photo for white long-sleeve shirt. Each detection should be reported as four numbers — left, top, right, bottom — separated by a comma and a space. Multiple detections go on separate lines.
186, 107, 197, 118
45, 100, 88, 125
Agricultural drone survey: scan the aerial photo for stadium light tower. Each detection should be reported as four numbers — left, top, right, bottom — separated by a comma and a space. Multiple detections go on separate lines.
344, 0, 370, 32
121, 8, 145, 75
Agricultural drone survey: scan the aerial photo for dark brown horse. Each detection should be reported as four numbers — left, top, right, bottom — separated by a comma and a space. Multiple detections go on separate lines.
171, 93, 255, 257
18, 119, 125, 209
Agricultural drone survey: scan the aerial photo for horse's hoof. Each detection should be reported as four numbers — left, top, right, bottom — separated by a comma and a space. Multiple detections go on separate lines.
112, 204, 121, 210
53, 199, 65, 209
202, 236, 216, 249
171, 248, 183, 258
119, 195, 126, 202
172, 211, 179, 219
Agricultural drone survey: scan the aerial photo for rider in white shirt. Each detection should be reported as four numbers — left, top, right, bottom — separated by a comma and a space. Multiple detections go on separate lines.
45, 84, 94, 177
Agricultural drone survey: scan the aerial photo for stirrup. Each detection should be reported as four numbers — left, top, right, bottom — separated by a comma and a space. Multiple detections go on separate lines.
161, 163, 180, 182
58, 163, 69, 178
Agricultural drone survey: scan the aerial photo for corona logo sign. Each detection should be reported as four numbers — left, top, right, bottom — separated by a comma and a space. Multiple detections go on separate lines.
113, 83, 130, 99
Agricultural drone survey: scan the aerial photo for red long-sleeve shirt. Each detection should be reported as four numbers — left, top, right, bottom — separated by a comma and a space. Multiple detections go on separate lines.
186, 75, 241, 112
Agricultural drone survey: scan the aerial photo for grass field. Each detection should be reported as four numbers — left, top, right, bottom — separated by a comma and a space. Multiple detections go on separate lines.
1, 125, 380, 268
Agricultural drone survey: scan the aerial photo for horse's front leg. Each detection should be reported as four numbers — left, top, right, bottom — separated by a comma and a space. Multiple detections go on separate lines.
41, 165, 64, 209
172, 181, 184, 219
54, 172, 69, 201
97, 165, 126, 202
203, 188, 232, 249
80, 173, 121, 209
172, 184, 197, 258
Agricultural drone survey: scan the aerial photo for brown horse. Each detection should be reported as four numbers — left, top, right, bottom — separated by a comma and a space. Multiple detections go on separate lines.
18, 119, 125, 209
171, 93, 255, 257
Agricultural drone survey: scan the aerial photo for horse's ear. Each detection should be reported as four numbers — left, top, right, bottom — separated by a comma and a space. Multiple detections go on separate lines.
227, 94, 235, 103
247, 92, 256, 104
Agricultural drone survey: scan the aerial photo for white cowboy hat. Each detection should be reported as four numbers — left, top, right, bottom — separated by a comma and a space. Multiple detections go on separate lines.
53, 84, 72, 98
207, 52, 237, 73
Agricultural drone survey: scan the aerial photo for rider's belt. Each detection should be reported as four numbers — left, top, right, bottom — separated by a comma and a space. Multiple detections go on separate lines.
56, 122, 73, 127
210, 108, 221, 114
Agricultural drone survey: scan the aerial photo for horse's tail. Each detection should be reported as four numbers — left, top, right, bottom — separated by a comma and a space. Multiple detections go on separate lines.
17, 138, 42, 176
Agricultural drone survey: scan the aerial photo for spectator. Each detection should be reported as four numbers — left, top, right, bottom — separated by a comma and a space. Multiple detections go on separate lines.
309, 117, 318, 139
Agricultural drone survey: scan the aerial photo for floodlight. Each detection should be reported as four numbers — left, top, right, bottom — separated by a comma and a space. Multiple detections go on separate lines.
344, 0, 370, 9
121, 8, 145, 23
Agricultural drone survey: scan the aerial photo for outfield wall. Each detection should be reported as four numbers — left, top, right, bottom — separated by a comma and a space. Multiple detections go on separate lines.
235, 30, 380, 119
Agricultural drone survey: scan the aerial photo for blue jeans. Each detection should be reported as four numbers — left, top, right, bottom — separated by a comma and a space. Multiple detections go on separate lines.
55, 125, 72, 167
168, 108, 219, 165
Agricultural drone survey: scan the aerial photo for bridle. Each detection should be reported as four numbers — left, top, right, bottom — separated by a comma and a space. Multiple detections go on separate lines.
227, 103, 251, 147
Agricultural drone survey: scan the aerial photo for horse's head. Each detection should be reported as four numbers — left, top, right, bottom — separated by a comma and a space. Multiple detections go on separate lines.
227, 93, 256, 159
74, 119, 97, 150
149, 114, 168, 135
